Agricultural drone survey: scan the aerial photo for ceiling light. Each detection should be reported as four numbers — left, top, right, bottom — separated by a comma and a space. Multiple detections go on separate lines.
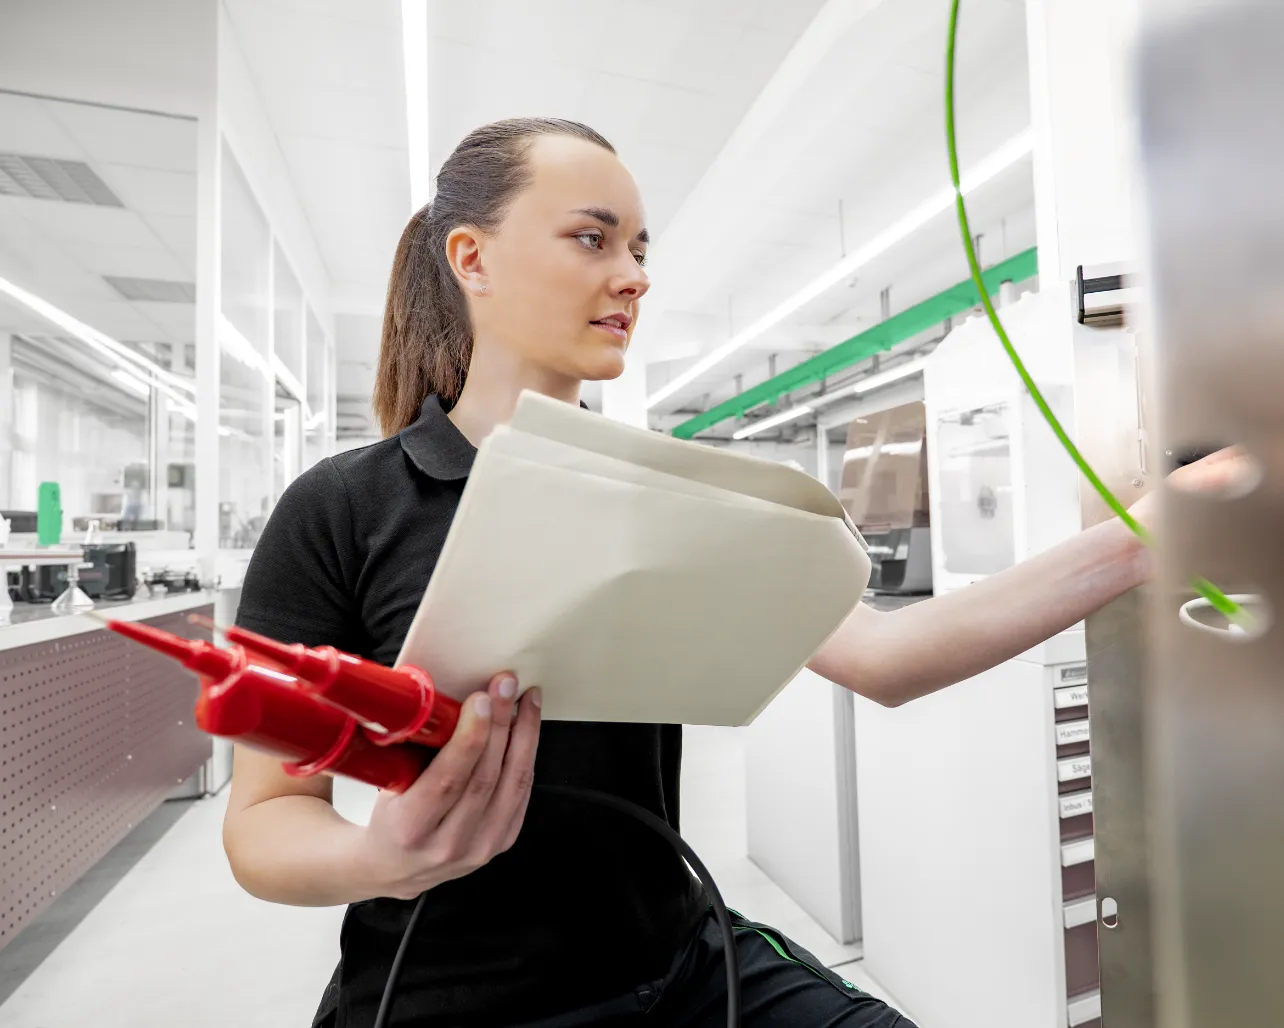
645, 129, 1034, 410
847, 359, 926, 396
733, 358, 928, 442
110, 368, 151, 398
401, 0, 431, 209
0, 274, 196, 395
732, 405, 813, 440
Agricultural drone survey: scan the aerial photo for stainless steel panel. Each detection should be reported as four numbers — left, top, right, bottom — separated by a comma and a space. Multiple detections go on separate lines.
1139, 7, 1284, 1026
0, 608, 212, 951
1071, 273, 1159, 1027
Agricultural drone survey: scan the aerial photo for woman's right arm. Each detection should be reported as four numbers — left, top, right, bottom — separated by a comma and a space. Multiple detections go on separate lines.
223, 674, 541, 907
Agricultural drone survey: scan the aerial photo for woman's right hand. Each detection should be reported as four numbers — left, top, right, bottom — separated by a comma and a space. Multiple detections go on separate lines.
356, 673, 542, 901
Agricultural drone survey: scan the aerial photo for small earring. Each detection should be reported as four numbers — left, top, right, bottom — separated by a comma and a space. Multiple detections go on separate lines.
476, 282, 488, 295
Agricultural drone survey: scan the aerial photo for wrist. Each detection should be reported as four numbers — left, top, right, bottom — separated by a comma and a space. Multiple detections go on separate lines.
1104, 515, 1152, 591
338, 819, 404, 903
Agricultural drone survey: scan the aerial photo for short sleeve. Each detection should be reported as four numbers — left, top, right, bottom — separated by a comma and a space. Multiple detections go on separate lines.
234, 458, 361, 651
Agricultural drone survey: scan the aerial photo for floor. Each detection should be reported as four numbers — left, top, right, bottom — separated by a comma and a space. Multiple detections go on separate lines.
0, 726, 911, 1027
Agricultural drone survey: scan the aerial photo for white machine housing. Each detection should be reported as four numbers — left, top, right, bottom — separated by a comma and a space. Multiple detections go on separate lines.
854, 283, 1103, 1028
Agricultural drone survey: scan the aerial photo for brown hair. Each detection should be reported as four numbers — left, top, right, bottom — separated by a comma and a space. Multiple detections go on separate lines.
372, 117, 616, 436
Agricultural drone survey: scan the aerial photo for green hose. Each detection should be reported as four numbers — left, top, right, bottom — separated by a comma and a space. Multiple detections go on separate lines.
944, 0, 1246, 626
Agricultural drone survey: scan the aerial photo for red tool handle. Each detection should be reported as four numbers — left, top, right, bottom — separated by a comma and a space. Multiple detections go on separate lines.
224, 624, 461, 748
103, 617, 429, 793
196, 662, 429, 792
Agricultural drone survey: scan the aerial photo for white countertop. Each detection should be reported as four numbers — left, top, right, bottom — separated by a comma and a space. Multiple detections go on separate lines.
0, 591, 215, 651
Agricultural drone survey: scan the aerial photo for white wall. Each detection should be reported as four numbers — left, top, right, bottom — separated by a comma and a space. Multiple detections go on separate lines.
0, 0, 216, 118
217, 3, 333, 337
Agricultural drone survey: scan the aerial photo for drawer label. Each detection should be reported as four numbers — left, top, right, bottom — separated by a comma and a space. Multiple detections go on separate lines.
1059, 663, 1089, 685
1059, 790, 1094, 818
1056, 719, 1091, 746
1055, 684, 1090, 709
1058, 755, 1093, 782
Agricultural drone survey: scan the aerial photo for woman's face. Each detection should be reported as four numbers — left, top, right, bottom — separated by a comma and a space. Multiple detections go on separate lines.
457, 134, 651, 383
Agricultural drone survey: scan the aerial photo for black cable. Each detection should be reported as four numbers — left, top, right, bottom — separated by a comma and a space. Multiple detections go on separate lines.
372, 889, 427, 1028
372, 783, 742, 1028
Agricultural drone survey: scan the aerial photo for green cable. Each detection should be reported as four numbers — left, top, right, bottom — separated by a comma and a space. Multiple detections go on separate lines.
944, 0, 1245, 626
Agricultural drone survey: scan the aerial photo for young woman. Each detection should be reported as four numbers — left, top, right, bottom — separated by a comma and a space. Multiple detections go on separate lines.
225, 118, 1244, 1028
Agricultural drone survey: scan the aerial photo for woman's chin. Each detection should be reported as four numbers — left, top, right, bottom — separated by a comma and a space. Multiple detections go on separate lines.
574, 345, 629, 383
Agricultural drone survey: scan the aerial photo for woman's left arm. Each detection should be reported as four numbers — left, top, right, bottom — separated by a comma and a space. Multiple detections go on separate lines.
808, 517, 1145, 707
808, 447, 1252, 707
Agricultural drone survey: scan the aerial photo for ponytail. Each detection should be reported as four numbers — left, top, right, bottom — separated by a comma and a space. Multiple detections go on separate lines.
372, 204, 472, 435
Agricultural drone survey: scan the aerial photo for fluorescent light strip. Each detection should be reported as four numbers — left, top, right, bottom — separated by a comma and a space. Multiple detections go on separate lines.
733, 358, 927, 441
732, 404, 813, 440
646, 129, 1034, 410
0, 274, 196, 396
270, 353, 315, 423
848, 358, 927, 396
110, 368, 151, 398
218, 313, 271, 377
401, 0, 431, 209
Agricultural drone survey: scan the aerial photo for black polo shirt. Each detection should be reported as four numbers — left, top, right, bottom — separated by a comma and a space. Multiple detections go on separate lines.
235, 395, 705, 1026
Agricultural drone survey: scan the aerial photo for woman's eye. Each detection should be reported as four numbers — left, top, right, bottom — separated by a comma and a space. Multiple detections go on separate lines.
633, 251, 648, 267
574, 232, 604, 250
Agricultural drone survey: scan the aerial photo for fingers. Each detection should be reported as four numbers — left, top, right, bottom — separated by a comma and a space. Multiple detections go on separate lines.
391, 689, 494, 838
490, 687, 542, 853
435, 673, 521, 834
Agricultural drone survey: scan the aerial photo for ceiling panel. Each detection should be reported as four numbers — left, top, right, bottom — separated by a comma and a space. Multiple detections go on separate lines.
140, 213, 198, 274
0, 97, 81, 162
72, 241, 188, 281
97, 164, 196, 218
44, 102, 197, 174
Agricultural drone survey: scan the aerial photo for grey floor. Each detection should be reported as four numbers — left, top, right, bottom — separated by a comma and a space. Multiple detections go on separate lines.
0, 726, 909, 1027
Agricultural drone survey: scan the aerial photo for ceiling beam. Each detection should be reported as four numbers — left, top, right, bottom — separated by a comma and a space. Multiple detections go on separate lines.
670, 246, 1037, 439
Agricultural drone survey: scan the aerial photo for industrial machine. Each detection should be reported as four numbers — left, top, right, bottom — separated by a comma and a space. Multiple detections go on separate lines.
854, 284, 1098, 1028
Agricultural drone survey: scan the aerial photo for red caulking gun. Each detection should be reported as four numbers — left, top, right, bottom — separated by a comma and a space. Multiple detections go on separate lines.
102, 617, 462, 793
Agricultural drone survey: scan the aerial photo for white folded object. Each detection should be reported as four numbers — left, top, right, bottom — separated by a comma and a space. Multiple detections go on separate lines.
396, 391, 871, 726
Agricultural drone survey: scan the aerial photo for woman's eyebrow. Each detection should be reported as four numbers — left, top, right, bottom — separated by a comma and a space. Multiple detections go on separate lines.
571, 206, 649, 244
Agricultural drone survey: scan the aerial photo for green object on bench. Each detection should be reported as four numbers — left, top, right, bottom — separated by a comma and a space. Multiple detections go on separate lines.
37, 481, 62, 546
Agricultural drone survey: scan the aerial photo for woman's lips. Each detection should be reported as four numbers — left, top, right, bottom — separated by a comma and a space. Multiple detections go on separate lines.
590, 320, 628, 342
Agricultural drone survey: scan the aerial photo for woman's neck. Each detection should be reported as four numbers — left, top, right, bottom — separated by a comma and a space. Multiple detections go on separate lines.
448, 342, 580, 447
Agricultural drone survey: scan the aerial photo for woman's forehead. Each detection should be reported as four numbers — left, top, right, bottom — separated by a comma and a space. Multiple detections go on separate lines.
521, 135, 646, 228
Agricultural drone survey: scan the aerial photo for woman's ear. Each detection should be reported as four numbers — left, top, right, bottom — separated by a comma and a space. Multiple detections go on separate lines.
445, 225, 489, 297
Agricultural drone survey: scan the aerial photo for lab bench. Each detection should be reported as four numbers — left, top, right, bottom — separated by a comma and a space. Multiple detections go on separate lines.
0, 591, 214, 954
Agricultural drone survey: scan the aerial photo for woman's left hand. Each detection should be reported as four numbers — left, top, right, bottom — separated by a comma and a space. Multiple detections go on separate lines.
1128, 446, 1258, 534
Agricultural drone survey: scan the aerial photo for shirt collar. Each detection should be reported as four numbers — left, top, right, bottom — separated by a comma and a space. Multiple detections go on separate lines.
399, 393, 589, 482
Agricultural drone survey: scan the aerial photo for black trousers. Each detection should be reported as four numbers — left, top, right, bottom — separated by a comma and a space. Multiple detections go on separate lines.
507, 909, 917, 1028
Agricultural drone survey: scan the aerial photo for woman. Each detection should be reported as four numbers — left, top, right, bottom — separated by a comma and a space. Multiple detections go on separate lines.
225, 118, 1242, 1028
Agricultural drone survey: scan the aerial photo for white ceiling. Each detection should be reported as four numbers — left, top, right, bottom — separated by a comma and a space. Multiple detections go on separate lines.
222, 0, 1034, 438
0, 91, 198, 378
222, 0, 411, 319
640, 0, 1034, 424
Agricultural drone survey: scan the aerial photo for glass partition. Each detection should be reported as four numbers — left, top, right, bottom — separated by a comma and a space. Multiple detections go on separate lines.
0, 92, 197, 538
218, 144, 272, 548
304, 305, 334, 469
273, 241, 304, 392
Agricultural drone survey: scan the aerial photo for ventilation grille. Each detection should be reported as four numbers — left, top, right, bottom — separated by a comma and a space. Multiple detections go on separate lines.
0, 153, 123, 206
104, 276, 196, 303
